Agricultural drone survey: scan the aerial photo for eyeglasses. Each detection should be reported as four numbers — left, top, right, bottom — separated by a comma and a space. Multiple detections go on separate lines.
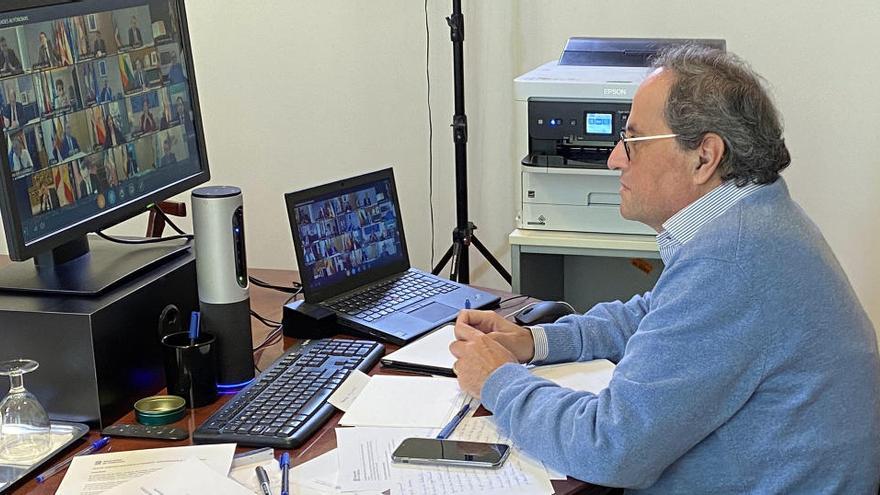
617, 131, 679, 161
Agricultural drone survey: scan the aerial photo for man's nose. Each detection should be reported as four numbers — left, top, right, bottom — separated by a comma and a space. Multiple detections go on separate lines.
607, 140, 627, 171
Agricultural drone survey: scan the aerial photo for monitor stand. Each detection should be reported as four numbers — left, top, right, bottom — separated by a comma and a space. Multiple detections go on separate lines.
0, 234, 191, 296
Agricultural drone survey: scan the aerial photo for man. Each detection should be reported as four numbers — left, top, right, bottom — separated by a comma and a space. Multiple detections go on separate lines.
128, 17, 143, 48
93, 30, 108, 57
59, 120, 80, 159
98, 78, 113, 103
159, 137, 177, 167
77, 160, 96, 197
0, 37, 22, 74
166, 51, 185, 84
125, 143, 139, 176
36, 32, 57, 67
3, 89, 25, 129
133, 59, 147, 92
8, 134, 33, 173
174, 96, 194, 136
159, 101, 173, 130
450, 45, 880, 493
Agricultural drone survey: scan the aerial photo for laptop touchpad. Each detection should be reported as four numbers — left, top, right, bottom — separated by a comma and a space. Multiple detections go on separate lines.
407, 302, 458, 322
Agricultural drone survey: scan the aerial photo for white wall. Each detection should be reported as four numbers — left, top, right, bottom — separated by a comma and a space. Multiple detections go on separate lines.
2, 1, 878, 326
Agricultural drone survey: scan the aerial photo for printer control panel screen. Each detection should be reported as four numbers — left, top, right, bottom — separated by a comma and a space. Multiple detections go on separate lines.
586, 113, 613, 135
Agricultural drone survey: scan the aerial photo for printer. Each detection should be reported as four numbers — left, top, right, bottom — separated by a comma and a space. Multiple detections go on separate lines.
515, 37, 725, 235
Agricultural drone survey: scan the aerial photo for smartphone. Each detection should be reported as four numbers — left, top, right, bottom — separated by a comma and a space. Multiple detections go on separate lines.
391, 437, 511, 468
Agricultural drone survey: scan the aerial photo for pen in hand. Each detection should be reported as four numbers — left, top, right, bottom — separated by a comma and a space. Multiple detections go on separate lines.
36, 436, 110, 483
256, 465, 272, 495
280, 452, 290, 495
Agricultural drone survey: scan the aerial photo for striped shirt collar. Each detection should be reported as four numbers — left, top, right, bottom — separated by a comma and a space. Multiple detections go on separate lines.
657, 180, 764, 264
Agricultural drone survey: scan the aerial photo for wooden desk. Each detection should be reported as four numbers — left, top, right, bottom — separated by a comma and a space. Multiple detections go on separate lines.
10, 268, 609, 495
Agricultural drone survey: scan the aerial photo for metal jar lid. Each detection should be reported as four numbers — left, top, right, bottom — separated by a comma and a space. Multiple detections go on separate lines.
134, 395, 186, 425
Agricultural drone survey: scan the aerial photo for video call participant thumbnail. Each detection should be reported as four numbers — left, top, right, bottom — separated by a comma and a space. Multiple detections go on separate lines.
7, 132, 35, 176
0, 35, 23, 76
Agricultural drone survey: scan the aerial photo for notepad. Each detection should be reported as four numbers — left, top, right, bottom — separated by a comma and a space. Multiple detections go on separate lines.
381, 324, 456, 376
339, 374, 469, 428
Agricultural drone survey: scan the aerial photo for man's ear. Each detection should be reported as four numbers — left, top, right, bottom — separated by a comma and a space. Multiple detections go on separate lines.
693, 133, 724, 185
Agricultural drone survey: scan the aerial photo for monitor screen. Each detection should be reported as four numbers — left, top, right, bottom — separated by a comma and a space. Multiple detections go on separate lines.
291, 178, 404, 291
0, 0, 208, 260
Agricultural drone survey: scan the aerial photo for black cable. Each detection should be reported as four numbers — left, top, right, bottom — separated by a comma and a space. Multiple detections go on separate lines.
253, 324, 284, 352
95, 230, 193, 244
250, 309, 280, 327
248, 276, 301, 293
498, 294, 532, 309
150, 204, 187, 236
283, 290, 300, 306
425, 0, 435, 269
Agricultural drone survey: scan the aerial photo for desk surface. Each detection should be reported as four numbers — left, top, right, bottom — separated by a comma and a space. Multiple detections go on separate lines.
7, 266, 608, 495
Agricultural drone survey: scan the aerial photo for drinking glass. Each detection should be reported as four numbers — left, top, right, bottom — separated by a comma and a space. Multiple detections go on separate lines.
0, 359, 51, 462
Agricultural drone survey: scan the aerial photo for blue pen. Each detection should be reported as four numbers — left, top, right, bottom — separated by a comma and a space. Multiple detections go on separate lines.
188, 311, 200, 344
436, 402, 471, 440
280, 452, 290, 495
37, 436, 110, 483
464, 298, 471, 310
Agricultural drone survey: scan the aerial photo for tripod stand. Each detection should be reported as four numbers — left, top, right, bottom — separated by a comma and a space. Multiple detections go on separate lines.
431, 0, 512, 285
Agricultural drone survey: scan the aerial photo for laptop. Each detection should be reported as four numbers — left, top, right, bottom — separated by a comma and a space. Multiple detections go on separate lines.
284, 168, 500, 345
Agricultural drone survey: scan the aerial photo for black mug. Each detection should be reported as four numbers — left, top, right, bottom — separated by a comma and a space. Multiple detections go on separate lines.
160, 331, 218, 408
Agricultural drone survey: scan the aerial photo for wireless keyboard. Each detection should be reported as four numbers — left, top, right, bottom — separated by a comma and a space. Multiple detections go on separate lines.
193, 338, 384, 448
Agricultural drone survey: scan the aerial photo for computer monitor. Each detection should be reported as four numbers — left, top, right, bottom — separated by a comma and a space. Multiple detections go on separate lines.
0, 0, 209, 294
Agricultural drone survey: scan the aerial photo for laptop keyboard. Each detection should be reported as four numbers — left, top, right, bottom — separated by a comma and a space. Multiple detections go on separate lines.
327, 272, 457, 322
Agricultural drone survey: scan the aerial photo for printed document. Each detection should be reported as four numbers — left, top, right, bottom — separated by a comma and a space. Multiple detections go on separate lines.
102, 457, 251, 495
55, 443, 235, 495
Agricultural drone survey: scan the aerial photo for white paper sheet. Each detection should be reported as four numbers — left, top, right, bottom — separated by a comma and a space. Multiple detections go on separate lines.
328, 369, 371, 412
531, 359, 615, 394
293, 448, 388, 495
55, 443, 236, 495
102, 457, 251, 495
228, 447, 283, 494
381, 325, 456, 372
339, 375, 468, 428
335, 426, 432, 492
451, 415, 564, 482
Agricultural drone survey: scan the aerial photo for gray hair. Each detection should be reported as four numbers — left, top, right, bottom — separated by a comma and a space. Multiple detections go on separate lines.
651, 45, 790, 185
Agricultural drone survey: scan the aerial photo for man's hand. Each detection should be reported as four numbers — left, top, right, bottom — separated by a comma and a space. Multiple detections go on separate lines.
456, 310, 536, 363
449, 322, 518, 399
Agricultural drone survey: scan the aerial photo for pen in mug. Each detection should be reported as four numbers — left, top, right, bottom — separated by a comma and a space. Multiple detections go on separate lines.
188, 310, 200, 345
36, 436, 111, 483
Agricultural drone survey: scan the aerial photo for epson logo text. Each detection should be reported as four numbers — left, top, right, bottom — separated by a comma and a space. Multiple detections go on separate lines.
604, 88, 627, 97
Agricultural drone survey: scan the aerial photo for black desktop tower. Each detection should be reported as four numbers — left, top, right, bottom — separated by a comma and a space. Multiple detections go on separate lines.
0, 252, 198, 428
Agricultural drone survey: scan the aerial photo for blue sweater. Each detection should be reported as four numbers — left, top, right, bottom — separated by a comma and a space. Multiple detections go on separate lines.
482, 179, 880, 493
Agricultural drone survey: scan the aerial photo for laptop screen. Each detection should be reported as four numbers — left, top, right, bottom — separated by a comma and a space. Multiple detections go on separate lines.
287, 170, 407, 297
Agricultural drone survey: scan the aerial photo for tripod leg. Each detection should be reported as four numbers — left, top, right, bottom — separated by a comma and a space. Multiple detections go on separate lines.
432, 245, 455, 276
471, 234, 512, 284
450, 241, 462, 282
